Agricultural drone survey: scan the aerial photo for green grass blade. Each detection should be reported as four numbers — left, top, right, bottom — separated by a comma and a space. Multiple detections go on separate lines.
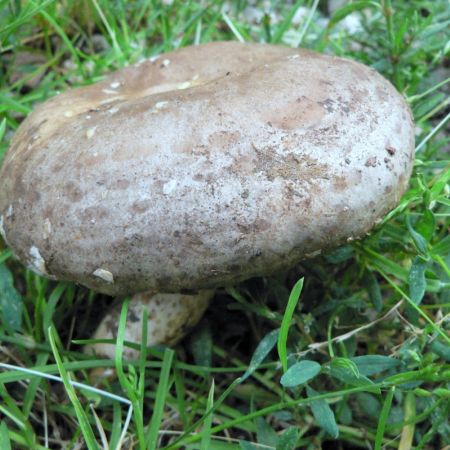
146, 348, 175, 450
293, 0, 320, 47
377, 269, 450, 345
374, 387, 395, 450
113, 298, 147, 449
43, 282, 67, 340
327, 0, 380, 30
136, 306, 149, 447
48, 326, 99, 450
272, 0, 304, 43
221, 11, 247, 42
0, 422, 12, 450
0, 0, 55, 42
0, 119, 6, 142
277, 278, 304, 372
114, 298, 131, 391
398, 391, 416, 450
200, 379, 215, 450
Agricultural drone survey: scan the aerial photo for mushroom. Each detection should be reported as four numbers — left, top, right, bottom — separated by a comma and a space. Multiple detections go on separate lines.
85, 290, 213, 359
0, 42, 414, 358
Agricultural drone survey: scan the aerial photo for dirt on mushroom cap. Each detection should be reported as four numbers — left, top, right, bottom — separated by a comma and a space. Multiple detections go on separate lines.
0, 41, 415, 296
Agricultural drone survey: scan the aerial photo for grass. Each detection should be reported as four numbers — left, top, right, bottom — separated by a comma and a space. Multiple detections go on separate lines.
0, 0, 449, 448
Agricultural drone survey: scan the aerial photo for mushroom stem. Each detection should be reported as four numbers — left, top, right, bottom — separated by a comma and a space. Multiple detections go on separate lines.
85, 290, 213, 359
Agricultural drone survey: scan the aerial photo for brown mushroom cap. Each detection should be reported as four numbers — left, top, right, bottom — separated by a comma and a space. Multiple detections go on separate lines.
0, 41, 414, 296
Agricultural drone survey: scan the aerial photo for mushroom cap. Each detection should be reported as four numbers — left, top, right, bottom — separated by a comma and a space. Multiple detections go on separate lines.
0, 41, 414, 296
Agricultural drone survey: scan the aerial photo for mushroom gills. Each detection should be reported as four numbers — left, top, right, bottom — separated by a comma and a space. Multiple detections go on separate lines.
85, 290, 213, 359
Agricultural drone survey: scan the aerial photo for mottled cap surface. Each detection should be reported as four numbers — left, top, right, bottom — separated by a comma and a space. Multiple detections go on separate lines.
0, 41, 415, 296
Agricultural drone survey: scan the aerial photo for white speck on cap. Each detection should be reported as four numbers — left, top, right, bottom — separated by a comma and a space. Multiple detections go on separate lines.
86, 127, 96, 139
102, 89, 118, 94
64, 111, 73, 117
155, 101, 169, 109
110, 81, 121, 89
163, 180, 177, 195
162, 59, 170, 67
177, 81, 191, 90
99, 96, 123, 105
93, 268, 114, 283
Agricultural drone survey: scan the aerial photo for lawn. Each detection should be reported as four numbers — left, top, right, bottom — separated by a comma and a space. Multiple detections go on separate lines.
0, 0, 449, 449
